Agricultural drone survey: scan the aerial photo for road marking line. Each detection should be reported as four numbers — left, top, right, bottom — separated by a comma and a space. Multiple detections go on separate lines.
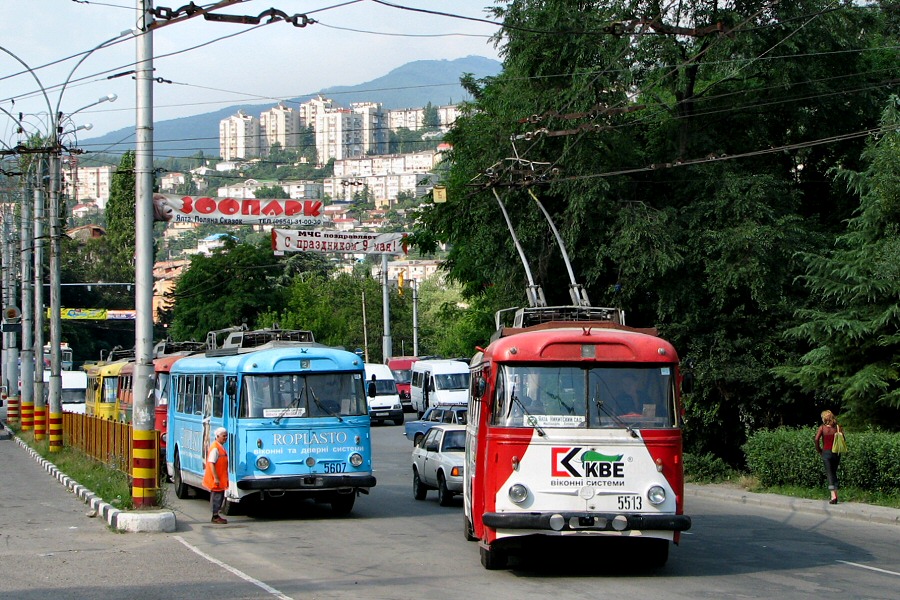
175, 535, 293, 600
838, 560, 900, 577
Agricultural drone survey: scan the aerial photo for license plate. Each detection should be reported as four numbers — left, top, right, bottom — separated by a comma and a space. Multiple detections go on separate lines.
616, 495, 643, 511
375, 412, 389, 417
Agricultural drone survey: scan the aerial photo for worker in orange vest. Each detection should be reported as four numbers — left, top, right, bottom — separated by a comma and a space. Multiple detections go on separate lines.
203, 427, 229, 524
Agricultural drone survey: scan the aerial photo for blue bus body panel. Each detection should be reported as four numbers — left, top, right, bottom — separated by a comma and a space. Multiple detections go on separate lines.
166, 345, 374, 495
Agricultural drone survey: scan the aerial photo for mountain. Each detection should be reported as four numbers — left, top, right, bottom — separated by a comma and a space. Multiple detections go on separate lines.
81, 56, 501, 159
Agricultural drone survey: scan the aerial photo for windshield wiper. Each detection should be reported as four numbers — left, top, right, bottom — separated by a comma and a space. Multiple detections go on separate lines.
274, 389, 304, 425
309, 386, 343, 422
509, 386, 545, 437
592, 388, 637, 438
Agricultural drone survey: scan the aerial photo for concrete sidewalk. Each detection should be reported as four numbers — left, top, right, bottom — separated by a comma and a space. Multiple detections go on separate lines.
2, 425, 176, 533
686, 482, 900, 526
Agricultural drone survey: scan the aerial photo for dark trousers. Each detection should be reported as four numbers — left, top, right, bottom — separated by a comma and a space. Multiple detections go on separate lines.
822, 450, 840, 490
210, 490, 225, 515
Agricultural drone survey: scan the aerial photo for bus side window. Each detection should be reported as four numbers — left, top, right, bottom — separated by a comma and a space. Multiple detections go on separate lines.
213, 374, 224, 418
184, 375, 196, 415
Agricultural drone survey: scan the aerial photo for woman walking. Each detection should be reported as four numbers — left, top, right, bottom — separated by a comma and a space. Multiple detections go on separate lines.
814, 410, 843, 504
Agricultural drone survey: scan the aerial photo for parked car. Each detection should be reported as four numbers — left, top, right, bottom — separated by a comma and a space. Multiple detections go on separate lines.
403, 404, 467, 446
411, 424, 466, 506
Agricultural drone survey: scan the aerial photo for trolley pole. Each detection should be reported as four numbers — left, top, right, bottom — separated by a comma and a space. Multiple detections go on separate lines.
131, 0, 158, 508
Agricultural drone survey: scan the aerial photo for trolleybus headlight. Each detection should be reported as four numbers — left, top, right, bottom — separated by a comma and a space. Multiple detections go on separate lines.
647, 485, 666, 505
349, 453, 364, 467
508, 483, 529, 504
256, 456, 271, 470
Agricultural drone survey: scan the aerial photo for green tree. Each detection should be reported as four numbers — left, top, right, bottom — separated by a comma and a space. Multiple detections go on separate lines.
103, 151, 136, 283
423, 102, 440, 129
778, 97, 900, 428
414, 0, 899, 462
169, 238, 289, 340
253, 184, 286, 199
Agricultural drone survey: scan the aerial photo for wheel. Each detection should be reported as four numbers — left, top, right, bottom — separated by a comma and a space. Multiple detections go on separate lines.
646, 539, 669, 567
412, 468, 428, 500
173, 451, 189, 499
393, 414, 404, 426
413, 433, 424, 447
464, 516, 477, 542
480, 545, 507, 570
437, 473, 453, 506
220, 498, 243, 516
331, 492, 356, 516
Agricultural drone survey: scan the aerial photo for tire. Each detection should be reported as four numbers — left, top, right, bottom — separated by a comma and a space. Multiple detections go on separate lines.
464, 516, 477, 542
646, 539, 670, 567
437, 473, 453, 506
480, 545, 507, 570
331, 492, 355, 517
173, 451, 189, 499
221, 498, 242, 517
413, 433, 424, 447
393, 414, 404, 426
412, 468, 428, 500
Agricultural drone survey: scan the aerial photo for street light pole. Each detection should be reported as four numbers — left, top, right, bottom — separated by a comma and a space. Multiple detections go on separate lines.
2, 37, 126, 448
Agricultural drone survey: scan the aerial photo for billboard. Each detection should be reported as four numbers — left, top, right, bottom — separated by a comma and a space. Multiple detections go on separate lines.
153, 194, 324, 227
271, 229, 409, 255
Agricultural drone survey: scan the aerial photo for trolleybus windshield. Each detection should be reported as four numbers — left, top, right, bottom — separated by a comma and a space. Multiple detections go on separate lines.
240, 373, 367, 419
492, 365, 675, 429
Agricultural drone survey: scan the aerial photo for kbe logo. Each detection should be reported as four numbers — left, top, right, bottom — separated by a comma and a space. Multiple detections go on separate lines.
551, 447, 626, 478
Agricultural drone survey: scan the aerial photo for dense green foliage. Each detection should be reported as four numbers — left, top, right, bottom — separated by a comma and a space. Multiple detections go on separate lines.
412, 1, 900, 461
776, 99, 900, 426
168, 238, 332, 341
744, 427, 900, 493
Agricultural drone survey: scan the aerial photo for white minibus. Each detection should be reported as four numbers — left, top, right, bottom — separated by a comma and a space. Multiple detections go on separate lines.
410, 359, 470, 416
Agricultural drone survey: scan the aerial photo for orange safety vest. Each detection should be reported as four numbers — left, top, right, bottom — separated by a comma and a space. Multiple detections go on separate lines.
203, 440, 229, 492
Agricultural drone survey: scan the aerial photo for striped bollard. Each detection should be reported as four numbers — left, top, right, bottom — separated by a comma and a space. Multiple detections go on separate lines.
48, 412, 63, 452
34, 405, 47, 440
132, 429, 158, 508
5, 393, 19, 424
20, 400, 34, 431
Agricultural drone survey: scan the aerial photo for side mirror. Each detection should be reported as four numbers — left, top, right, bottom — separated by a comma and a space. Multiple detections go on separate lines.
368, 382, 376, 398
226, 378, 237, 396
476, 378, 487, 399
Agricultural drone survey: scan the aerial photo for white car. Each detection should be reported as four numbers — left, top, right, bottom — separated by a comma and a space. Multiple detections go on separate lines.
411, 424, 466, 506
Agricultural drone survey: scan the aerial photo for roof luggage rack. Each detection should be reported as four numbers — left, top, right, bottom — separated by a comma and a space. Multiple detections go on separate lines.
495, 305, 625, 331
205, 325, 316, 356
153, 338, 207, 357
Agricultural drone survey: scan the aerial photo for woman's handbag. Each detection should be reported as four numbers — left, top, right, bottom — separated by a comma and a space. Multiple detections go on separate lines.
832, 429, 848, 454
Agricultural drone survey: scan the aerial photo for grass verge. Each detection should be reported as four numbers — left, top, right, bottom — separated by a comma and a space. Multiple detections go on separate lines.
689, 472, 900, 510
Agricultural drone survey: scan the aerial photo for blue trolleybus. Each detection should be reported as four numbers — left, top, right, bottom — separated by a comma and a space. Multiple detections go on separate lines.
166, 328, 375, 516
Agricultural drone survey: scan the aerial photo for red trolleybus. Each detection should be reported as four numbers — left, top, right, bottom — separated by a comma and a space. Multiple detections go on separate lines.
464, 306, 692, 569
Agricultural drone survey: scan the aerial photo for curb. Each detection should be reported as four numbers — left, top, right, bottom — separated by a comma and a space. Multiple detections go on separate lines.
11, 435, 177, 533
686, 483, 900, 527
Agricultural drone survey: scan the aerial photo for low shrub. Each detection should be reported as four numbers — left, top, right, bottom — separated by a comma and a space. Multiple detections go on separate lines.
684, 452, 736, 483
744, 427, 900, 493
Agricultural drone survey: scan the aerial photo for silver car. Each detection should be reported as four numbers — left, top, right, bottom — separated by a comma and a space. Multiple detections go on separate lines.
411, 424, 466, 506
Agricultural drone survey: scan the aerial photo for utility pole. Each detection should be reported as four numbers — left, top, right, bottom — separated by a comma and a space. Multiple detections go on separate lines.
131, 0, 158, 508
381, 253, 392, 363
19, 162, 34, 431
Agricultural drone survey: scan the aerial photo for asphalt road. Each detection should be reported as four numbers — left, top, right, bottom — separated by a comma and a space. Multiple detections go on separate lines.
2, 420, 899, 599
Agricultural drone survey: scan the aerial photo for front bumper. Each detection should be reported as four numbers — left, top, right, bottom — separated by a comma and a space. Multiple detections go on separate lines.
237, 474, 377, 491
370, 408, 404, 421
482, 511, 691, 533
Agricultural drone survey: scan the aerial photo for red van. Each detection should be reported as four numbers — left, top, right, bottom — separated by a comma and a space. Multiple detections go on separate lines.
386, 356, 418, 412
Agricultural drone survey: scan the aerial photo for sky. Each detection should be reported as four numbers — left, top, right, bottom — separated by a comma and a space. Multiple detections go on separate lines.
0, 1, 503, 141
